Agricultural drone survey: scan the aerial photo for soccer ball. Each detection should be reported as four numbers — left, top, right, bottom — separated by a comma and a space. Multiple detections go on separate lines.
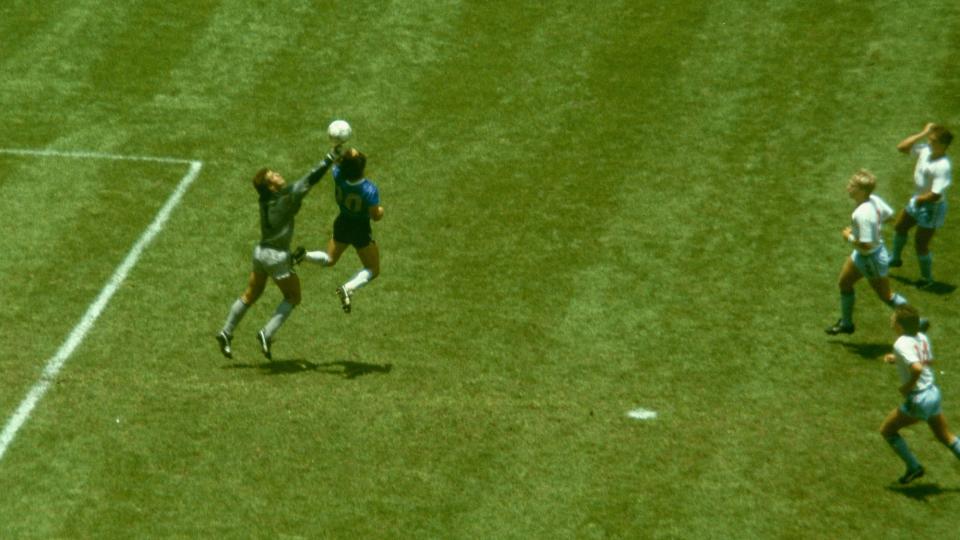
328, 120, 352, 143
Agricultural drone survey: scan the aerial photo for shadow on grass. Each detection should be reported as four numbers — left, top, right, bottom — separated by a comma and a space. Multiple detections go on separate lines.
834, 341, 890, 361
887, 483, 960, 502
317, 360, 393, 379
890, 274, 956, 295
223, 359, 392, 378
224, 358, 318, 374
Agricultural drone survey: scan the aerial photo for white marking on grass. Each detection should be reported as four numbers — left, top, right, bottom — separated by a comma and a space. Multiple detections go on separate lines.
0, 147, 196, 165
627, 408, 658, 420
0, 153, 203, 462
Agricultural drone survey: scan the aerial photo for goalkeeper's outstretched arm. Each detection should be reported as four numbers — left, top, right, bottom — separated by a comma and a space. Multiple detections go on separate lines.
303, 145, 343, 186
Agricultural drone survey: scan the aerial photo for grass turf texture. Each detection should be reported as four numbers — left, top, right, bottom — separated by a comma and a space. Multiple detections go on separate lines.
1, 0, 959, 537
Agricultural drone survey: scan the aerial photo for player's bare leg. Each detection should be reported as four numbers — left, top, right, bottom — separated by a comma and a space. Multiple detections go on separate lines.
241, 271, 268, 305
928, 414, 960, 461
868, 277, 907, 308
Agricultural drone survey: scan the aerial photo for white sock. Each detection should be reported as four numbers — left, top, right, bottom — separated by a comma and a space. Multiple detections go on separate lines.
222, 298, 249, 336
305, 251, 331, 266
263, 300, 295, 340
344, 268, 374, 293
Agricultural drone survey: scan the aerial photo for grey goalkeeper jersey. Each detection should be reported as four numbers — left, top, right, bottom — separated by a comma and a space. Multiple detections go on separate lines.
258, 160, 332, 250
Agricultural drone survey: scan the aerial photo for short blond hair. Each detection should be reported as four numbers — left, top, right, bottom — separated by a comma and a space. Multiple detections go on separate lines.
849, 169, 876, 194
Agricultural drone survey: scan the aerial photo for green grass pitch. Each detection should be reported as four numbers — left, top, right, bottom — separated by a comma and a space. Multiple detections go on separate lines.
1, 1, 959, 538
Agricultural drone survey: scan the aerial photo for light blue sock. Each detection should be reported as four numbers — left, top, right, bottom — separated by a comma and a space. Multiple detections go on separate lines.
891, 233, 907, 261
918, 253, 933, 281
949, 437, 960, 459
840, 292, 855, 326
885, 293, 908, 308
886, 434, 922, 471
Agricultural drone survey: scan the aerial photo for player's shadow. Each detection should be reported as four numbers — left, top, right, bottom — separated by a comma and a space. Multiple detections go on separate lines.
317, 360, 393, 379
224, 358, 319, 374
834, 341, 890, 361
890, 274, 956, 295
887, 483, 960, 502
223, 359, 391, 378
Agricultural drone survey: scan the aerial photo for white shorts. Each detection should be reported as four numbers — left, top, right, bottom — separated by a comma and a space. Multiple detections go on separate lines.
251, 245, 295, 281
851, 246, 889, 279
900, 385, 943, 421
906, 197, 947, 229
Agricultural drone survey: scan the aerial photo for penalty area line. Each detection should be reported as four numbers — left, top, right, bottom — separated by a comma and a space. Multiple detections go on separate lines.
0, 147, 196, 165
0, 157, 203, 463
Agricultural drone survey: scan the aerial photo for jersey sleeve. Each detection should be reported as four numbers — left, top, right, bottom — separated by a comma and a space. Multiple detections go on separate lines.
870, 194, 895, 222
364, 183, 380, 206
912, 143, 930, 159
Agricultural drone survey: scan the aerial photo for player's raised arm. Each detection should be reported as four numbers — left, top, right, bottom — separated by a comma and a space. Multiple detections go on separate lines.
897, 123, 936, 154
302, 145, 343, 187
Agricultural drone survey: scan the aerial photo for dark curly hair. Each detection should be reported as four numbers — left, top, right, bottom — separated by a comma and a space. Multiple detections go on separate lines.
339, 149, 367, 181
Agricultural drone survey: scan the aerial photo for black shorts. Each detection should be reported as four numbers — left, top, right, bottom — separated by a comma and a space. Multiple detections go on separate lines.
333, 214, 374, 248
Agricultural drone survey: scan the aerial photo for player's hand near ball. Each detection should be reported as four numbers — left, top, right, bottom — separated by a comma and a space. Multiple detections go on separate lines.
324, 144, 344, 165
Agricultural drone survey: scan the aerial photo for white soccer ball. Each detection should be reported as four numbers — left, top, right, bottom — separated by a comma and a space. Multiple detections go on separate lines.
328, 120, 352, 143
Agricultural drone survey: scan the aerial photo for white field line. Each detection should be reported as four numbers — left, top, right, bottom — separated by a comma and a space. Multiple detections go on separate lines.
0, 147, 196, 165
0, 152, 203, 462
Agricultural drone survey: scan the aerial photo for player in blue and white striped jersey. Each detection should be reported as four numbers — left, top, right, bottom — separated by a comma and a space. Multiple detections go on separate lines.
826, 169, 909, 335
298, 148, 384, 314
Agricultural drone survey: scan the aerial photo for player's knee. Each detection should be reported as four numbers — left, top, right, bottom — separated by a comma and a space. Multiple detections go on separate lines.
894, 216, 913, 235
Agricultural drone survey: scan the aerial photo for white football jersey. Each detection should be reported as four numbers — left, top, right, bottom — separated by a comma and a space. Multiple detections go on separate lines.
850, 194, 893, 248
893, 333, 935, 393
912, 144, 952, 200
